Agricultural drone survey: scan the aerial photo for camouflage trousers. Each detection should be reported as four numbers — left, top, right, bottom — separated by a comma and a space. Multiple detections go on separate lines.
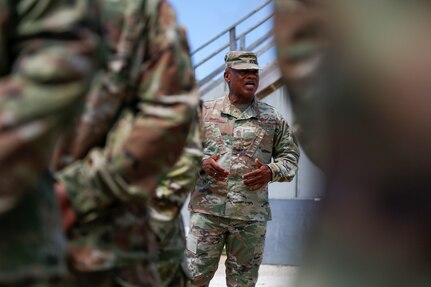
0, 173, 68, 287
185, 212, 267, 287
151, 215, 188, 287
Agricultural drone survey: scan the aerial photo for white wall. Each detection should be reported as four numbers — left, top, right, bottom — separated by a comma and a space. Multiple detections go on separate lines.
261, 87, 325, 200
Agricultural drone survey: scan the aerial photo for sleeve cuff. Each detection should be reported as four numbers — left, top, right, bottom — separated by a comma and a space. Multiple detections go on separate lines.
267, 162, 281, 182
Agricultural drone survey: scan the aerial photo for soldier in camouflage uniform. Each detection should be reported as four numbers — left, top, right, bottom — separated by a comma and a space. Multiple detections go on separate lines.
53, 0, 199, 286
186, 51, 300, 287
275, 1, 431, 286
0, 0, 99, 286
149, 109, 203, 287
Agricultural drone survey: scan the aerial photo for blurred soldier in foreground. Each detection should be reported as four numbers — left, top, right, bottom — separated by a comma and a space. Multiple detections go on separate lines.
186, 51, 299, 287
0, 0, 98, 286
149, 111, 202, 287
53, 0, 199, 285
275, 0, 431, 286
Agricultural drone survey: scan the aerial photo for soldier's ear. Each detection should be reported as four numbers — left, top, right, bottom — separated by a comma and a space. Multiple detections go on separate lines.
224, 69, 230, 83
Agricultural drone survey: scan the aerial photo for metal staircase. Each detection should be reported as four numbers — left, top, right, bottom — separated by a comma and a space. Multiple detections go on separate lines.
191, 0, 282, 100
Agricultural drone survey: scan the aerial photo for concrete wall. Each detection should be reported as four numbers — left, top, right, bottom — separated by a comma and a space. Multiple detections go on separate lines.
260, 87, 325, 200
258, 86, 324, 265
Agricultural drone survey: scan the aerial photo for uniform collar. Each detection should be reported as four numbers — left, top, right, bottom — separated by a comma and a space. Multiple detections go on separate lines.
221, 94, 259, 120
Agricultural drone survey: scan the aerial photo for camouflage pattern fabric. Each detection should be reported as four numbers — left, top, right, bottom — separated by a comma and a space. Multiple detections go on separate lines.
0, 0, 99, 284
150, 108, 203, 223
55, 0, 199, 279
151, 215, 188, 287
186, 212, 266, 287
275, 1, 431, 287
189, 95, 299, 221
187, 93, 298, 286
149, 108, 203, 287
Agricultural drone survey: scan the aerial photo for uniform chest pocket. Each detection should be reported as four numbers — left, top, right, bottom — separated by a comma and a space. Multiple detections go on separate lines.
233, 126, 266, 157
204, 122, 228, 155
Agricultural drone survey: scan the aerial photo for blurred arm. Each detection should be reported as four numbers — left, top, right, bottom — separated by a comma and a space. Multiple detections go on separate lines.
0, 0, 98, 213
57, 0, 199, 221
150, 110, 203, 221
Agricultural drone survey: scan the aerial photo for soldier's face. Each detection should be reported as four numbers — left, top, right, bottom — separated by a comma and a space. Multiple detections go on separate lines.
226, 68, 260, 101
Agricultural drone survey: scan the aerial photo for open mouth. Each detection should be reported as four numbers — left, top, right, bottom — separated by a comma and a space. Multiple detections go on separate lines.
244, 80, 256, 89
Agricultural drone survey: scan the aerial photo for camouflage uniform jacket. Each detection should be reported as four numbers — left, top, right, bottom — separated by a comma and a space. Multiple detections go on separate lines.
56, 0, 199, 271
0, 0, 98, 283
189, 95, 299, 222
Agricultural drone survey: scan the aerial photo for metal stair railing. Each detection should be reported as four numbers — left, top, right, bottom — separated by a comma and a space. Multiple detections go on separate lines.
192, 0, 275, 95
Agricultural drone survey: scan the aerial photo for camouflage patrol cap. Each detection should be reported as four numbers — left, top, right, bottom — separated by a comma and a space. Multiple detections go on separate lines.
225, 51, 261, 70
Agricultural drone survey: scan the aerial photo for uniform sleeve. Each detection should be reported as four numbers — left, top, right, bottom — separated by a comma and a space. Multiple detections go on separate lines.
150, 109, 203, 222
57, 0, 199, 220
0, 0, 98, 212
267, 113, 300, 182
